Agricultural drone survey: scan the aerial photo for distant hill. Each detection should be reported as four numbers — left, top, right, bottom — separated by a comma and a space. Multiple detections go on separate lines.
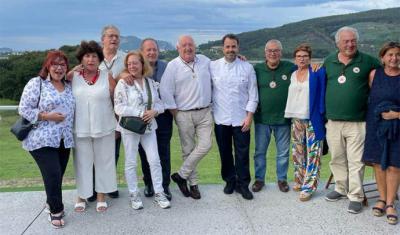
198, 7, 400, 60
0, 47, 12, 54
120, 36, 174, 52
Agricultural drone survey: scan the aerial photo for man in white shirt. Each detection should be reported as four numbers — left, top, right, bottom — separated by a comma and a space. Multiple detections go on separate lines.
210, 34, 258, 200
160, 35, 213, 199
99, 25, 127, 78
90, 25, 127, 200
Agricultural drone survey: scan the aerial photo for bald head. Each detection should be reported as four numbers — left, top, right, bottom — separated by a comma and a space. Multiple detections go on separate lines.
177, 35, 196, 63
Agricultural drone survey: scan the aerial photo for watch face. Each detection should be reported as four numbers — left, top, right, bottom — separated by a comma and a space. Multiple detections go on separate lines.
338, 75, 346, 84
269, 81, 277, 88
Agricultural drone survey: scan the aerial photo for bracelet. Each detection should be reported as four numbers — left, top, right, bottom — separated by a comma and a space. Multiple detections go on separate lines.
39, 112, 46, 121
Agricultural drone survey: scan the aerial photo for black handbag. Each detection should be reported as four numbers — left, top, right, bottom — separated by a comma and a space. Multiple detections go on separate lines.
10, 79, 42, 141
119, 78, 152, 134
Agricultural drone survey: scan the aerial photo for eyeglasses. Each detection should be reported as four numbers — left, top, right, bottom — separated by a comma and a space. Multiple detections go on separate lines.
265, 49, 281, 54
51, 63, 67, 69
295, 55, 310, 59
105, 34, 119, 39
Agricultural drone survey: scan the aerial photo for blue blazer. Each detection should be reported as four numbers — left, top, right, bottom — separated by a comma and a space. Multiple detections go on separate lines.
308, 65, 326, 140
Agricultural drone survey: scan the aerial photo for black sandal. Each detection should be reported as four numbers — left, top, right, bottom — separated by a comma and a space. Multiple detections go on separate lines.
386, 205, 398, 225
372, 199, 386, 217
48, 213, 65, 229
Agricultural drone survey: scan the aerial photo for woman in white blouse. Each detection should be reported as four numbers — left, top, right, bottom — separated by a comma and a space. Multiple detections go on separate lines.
115, 51, 170, 209
19, 50, 75, 228
69, 41, 117, 213
284, 44, 326, 202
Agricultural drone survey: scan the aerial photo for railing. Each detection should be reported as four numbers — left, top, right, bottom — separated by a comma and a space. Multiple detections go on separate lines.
0, 105, 18, 111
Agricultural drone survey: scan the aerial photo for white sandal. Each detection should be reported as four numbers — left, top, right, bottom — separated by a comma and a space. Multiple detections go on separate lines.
96, 201, 108, 212
74, 201, 86, 212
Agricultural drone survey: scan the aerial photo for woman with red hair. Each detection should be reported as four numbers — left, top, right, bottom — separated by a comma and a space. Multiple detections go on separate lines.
18, 50, 75, 228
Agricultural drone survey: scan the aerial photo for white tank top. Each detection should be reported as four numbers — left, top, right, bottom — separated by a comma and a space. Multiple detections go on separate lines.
72, 70, 116, 137
284, 71, 310, 119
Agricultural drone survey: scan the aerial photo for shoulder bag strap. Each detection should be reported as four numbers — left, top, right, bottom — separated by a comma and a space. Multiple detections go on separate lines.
144, 78, 152, 110
37, 78, 42, 108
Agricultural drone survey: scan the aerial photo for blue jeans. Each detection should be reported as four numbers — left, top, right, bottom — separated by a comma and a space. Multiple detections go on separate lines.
254, 123, 290, 182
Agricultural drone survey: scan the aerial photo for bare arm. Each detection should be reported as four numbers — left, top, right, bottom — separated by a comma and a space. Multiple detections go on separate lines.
368, 69, 376, 88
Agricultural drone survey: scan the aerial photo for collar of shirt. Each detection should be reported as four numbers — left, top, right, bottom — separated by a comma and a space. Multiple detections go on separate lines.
104, 50, 122, 64
223, 57, 238, 68
332, 50, 362, 65
179, 55, 199, 66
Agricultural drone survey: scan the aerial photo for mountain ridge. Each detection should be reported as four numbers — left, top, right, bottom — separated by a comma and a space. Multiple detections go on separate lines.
197, 7, 400, 60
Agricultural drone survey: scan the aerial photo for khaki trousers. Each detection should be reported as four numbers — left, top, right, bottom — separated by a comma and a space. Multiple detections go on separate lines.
326, 120, 365, 202
175, 107, 213, 185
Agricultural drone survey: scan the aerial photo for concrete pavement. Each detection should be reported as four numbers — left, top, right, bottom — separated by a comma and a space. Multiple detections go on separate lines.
0, 183, 398, 235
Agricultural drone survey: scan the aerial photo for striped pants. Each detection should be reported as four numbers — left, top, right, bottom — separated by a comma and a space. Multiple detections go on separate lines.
291, 119, 322, 193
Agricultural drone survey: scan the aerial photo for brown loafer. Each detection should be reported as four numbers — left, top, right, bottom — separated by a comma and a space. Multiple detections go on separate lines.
251, 180, 265, 192
190, 185, 201, 199
171, 173, 190, 197
277, 180, 289, 192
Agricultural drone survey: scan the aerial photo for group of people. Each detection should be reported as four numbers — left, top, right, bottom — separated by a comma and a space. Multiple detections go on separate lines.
18, 24, 399, 229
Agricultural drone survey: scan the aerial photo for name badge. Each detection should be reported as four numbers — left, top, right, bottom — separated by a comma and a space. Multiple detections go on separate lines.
353, 67, 360, 73
338, 75, 346, 84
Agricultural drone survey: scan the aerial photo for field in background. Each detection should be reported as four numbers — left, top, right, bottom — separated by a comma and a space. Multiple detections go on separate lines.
0, 107, 373, 191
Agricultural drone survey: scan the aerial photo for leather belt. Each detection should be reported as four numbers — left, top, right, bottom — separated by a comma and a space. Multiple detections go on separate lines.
181, 106, 209, 112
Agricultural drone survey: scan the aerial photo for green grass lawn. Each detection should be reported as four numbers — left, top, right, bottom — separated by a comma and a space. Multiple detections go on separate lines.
0, 109, 374, 191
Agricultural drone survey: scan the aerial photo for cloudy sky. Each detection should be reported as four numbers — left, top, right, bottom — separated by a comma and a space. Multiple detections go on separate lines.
0, 0, 399, 51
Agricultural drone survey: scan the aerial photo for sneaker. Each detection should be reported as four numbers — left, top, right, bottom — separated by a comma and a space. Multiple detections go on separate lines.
347, 201, 363, 214
325, 191, 346, 202
154, 193, 171, 209
130, 192, 143, 210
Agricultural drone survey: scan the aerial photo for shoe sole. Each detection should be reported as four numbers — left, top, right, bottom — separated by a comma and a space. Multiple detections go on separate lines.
131, 205, 144, 210
158, 204, 171, 209
347, 209, 362, 214
325, 196, 347, 202
300, 197, 312, 202
154, 200, 171, 209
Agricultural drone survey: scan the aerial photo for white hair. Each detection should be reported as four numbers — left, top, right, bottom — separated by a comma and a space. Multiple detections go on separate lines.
335, 26, 359, 44
176, 35, 195, 48
101, 25, 120, 39
265, 39, 283, 50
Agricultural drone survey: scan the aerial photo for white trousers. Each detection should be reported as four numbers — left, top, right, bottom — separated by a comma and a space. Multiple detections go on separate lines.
122, 130, 163, 194
73, 132, 117, 199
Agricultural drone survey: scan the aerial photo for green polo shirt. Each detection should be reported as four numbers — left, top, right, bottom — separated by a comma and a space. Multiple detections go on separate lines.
323, 51, 380, 121
254, 60, 294, 125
